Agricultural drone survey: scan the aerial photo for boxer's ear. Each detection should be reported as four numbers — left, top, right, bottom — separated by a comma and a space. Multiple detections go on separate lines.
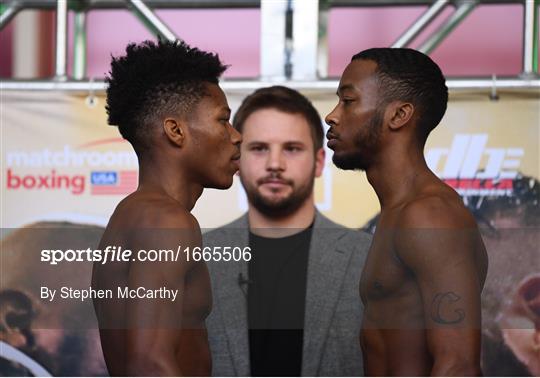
163, 118, 185, 147
387, 101, 415, 131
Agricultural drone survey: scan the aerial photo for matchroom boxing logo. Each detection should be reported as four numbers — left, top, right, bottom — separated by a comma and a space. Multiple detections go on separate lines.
4, 141, 138, 196
426, 134, 524, 196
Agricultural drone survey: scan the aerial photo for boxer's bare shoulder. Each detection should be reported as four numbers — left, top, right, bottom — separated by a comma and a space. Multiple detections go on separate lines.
397, 183, 477, 230
105, 191, 200, 232
394, 183, 488, 295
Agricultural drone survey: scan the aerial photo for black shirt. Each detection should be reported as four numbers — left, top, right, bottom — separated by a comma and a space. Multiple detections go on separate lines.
248, 226, 313, 377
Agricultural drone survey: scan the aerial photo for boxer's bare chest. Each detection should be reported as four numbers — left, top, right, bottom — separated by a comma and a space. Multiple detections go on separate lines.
359, 211, 424, 327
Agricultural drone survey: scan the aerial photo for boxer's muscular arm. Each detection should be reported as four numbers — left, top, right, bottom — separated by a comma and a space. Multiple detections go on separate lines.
395, 197, 484, 376
124, 208, 201, 376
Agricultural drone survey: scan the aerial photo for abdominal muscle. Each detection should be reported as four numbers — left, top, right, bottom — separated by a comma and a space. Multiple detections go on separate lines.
360, 320, 433, 376
98, 327, 210, 376
176, 328, 211, 376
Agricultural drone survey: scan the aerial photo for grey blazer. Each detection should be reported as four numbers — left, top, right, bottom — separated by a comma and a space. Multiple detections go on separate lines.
203, 211, 371, 376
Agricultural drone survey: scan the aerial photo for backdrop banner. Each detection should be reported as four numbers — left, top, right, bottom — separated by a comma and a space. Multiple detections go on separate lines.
1, 90, 539, 376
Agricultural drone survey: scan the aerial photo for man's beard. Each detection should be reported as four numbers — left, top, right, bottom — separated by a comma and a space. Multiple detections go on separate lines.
332, 109, 383, 171
241, 168, 315, 218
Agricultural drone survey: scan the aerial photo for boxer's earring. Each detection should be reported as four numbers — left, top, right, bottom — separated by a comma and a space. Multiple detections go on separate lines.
163, 118, 185, 147
388, 102, 414, 131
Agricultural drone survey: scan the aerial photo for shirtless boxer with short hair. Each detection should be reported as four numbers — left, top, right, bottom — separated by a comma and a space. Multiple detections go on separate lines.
92, 40, 241, 376
325, 48, 488, 376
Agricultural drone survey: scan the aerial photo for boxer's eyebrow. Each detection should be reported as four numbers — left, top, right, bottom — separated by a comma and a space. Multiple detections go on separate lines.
216, 106, 231, 116
337, 84, 355, 96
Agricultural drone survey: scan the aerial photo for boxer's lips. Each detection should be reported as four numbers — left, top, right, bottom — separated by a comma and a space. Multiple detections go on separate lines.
326, 131, 339, 141
519, 275, 540, 317
326, 133, 339, 149
230, 153, 241, 171
327, 139, 338, 149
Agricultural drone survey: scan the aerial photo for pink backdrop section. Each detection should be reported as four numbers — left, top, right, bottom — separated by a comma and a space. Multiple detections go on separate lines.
67, 9, 261, 78
1, 4, 538, 78
328, 4, 525, 77
428, 4, 523, 76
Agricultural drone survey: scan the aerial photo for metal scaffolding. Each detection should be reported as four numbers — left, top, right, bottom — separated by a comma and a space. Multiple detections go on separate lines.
2, 77, 539, 93
419, 0, 478, 54
0, 0, 539, 93
54, 0, 68, 80
392, 0, 449, 48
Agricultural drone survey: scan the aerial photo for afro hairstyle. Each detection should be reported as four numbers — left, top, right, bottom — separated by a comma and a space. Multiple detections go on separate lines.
106, 39, 227, 152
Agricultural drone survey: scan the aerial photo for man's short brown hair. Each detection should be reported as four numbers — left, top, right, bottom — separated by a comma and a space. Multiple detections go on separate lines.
233, 86, 324, 151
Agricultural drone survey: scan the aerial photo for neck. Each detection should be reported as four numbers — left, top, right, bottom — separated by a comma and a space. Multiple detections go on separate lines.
137, 157, 203, 211
365, 140, 432, 209
248, 194, 316, 237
